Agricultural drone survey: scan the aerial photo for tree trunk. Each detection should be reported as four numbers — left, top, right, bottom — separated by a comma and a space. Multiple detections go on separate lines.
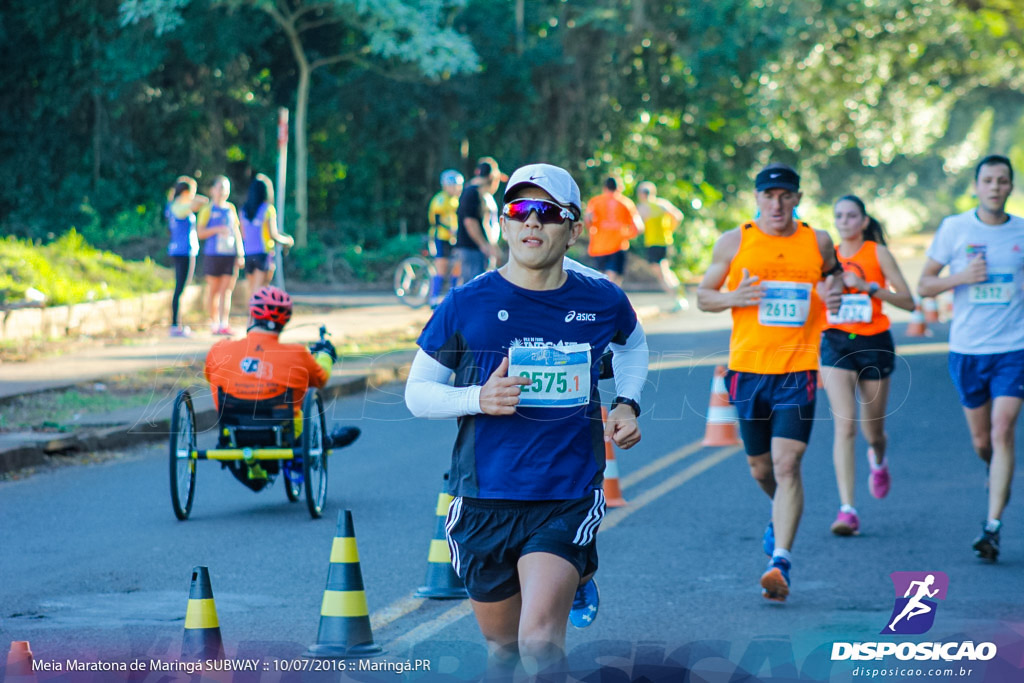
515, 0, 524, 55
92, 90, 103, 192
294, 59, 310, 247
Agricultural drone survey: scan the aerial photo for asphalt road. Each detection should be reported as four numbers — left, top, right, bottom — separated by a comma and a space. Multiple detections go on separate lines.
1, 313, 1023, 682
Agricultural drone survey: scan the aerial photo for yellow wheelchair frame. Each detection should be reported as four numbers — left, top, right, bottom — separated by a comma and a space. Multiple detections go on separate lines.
169, 387, 329, 520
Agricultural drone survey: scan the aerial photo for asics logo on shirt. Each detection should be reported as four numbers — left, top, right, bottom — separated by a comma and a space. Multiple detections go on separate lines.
564, 311, 597, 323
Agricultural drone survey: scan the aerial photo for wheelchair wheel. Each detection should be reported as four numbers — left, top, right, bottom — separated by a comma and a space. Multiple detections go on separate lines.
282, 463, 302, 502
301, 390, 328, 518
169, 389, 197, 520
393, 255, 433, 308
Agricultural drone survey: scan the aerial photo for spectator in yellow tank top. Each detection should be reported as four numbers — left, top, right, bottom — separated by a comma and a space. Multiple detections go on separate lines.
636, 181, 687, 312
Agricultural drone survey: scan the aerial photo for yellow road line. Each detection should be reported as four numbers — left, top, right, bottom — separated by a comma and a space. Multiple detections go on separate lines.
369, 437, 704, 631
379, 444, 741, 651
369, 595, 426, 632
893, 341, 949, 356
602, 446, 741, 531
385, 601, 474, 653
619, 438, 706, 489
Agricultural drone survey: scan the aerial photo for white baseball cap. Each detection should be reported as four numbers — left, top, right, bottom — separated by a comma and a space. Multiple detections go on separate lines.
503, 163, 582, 219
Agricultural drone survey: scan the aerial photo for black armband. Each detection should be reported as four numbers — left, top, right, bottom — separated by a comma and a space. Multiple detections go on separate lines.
611, 396, 641, 418
823, 260, 844, 279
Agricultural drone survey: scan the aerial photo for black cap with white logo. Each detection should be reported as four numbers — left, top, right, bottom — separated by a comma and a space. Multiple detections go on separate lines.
754, 165, 800, 193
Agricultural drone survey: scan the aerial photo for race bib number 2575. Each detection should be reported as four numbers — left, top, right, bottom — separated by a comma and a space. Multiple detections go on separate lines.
508, 343, 591, 408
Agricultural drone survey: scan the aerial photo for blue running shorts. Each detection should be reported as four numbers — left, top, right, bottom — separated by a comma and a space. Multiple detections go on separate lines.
724, 369, 817, 455
948, 349, 1024, 409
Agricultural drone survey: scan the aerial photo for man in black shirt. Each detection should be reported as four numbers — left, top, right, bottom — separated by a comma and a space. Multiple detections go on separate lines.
455, 156, 506, 284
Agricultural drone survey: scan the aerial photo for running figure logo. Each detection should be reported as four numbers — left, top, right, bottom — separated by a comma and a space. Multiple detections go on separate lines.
881, 571, 949, 635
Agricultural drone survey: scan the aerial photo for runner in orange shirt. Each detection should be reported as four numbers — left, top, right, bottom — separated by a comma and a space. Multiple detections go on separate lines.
585, 177, 644, 285
820, 195, 914, 537
205, 286, 360, 484
697, 163, 843, 602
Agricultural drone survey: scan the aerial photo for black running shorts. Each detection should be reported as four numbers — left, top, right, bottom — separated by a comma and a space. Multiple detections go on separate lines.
445, 490, 605, 602
820, 329, 896, 381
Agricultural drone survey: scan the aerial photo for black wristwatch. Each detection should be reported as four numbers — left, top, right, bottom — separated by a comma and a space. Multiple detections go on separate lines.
611, 396, 641, 418
867, 282, 880, 297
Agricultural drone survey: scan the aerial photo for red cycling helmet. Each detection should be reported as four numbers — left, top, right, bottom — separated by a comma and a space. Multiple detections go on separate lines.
249, 286, 292, 328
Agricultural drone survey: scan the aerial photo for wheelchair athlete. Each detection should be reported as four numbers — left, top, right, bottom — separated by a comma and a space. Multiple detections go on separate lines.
204, 285, 360, 489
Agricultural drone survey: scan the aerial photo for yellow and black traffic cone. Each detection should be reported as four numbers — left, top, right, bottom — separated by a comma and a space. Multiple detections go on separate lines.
5, 641, 37, 683
182, 566, 225, 661
414, 474, 467, 599
303, 510, 384, 659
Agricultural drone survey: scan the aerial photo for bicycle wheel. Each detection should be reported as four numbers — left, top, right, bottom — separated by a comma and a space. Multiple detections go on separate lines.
169, 389, 197, 520
393, 256, 434, 308
301, 390, 328, 518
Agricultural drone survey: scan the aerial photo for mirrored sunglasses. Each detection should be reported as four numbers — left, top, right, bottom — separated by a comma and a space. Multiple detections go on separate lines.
502, 198, 578, 224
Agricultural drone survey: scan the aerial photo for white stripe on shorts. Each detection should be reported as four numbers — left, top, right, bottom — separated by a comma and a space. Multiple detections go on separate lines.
444, 495, 464, 574
573, 489, 606, 546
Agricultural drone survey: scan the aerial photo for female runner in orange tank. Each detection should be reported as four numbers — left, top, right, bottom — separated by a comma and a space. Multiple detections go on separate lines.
820, 195, 914, 536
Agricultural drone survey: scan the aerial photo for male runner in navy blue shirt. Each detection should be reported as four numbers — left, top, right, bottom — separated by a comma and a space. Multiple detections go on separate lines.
406, 163, 648, 676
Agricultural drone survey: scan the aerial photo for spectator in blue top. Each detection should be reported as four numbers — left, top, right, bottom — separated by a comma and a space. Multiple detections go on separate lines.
240, 173, 294, 304
166, 175, 207, 337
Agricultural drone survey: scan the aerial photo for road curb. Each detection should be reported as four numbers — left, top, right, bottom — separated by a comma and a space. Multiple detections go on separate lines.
0, 364, 409, 476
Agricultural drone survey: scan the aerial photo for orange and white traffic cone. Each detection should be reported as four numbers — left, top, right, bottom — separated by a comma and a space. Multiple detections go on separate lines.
5, 641, 37, 683
601, 406, 627, 508
703, 366, 740, 447
939, 291, 954, 322
906, 300, 931, 337
922, 297, 940, 324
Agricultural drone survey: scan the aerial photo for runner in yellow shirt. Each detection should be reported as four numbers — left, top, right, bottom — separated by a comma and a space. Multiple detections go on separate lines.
428, 169, 464, 307
637, 181, 687, 312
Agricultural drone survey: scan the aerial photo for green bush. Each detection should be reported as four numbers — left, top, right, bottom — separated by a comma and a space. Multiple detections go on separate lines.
0, 230, 174, 306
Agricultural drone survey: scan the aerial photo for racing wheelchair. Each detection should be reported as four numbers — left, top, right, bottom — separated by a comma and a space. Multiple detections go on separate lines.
169, 328, 352, 521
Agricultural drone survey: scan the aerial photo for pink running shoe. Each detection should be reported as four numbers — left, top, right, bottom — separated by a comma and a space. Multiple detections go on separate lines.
868, 448, 891, 499
830, 510, 860, 536
216, 325, 236, 337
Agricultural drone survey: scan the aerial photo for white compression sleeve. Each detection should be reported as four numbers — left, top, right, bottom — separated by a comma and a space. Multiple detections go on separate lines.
609, 323, 649, 402
404, 349, 483, 419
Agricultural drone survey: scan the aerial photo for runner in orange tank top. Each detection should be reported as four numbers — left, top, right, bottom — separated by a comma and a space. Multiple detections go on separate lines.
820, 195, 914, 538
697, 163, 843, 603
585, 176, 644, 285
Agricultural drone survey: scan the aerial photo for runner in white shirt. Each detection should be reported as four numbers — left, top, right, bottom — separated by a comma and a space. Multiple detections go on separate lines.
918, 154, 1024, 562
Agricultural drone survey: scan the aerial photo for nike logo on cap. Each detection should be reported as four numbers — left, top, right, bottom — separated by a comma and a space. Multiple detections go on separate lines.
770, 173, 781, 178
529, 174, 546, 181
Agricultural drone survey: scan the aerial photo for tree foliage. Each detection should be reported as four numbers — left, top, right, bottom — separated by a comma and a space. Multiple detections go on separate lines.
2, 0, 1024, 276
